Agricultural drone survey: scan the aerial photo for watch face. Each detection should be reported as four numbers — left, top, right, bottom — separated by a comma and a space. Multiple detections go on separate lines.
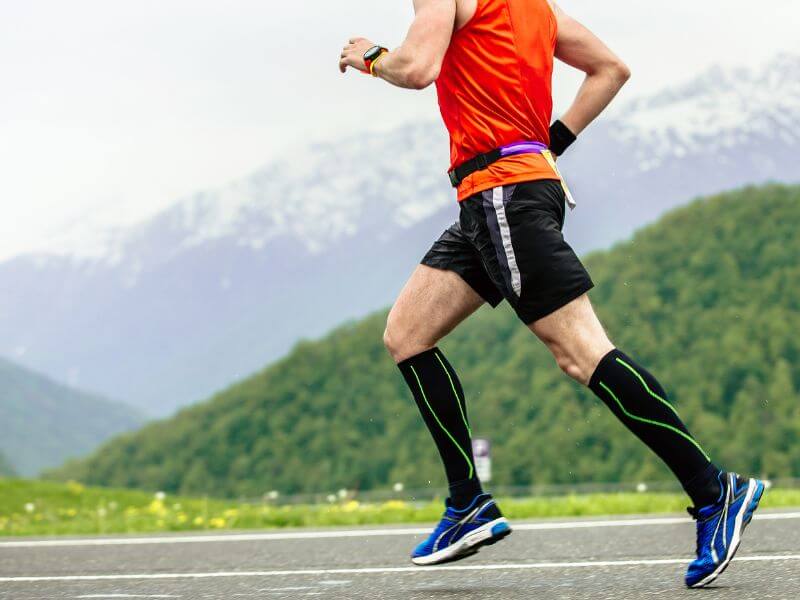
364, 46, 383, 62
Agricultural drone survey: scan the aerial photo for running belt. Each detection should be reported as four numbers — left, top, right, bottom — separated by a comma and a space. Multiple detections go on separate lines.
447, 141, 548, 187
448, 141, 576, 209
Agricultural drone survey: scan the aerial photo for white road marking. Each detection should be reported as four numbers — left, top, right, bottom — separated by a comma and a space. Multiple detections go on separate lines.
0, 511, 796, 549
75, 594, 180, 598
1, 554, 799, 583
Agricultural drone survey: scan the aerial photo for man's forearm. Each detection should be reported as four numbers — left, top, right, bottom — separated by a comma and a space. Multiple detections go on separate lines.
553, 5, 631, 138
559, 65, 630, 136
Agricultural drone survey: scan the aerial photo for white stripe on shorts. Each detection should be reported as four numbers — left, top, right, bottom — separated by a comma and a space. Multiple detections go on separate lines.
492, 186, 522, 297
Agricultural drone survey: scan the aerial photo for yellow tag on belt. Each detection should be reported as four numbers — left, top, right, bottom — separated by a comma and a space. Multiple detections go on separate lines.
541, 150, 576, 209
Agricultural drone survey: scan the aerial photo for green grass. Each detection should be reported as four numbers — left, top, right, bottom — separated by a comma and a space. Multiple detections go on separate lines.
1, 479, 798, 537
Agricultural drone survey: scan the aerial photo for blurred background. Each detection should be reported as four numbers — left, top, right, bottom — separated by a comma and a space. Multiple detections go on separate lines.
0, 0, 798, 519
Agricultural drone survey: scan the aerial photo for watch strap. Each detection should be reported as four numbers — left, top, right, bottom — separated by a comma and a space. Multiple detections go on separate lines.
369, 51, 388, 77
363, 46, 388, 74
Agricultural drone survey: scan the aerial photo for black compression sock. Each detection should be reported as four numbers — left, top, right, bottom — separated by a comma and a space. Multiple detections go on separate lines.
589, 349, 722, 507
684, 463, 724, 507
449, 478, 485, 510
398, 348, 483, 507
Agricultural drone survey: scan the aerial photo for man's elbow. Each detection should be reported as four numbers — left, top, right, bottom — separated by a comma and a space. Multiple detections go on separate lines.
611, 59, 631, 85
405, 63, 440, 90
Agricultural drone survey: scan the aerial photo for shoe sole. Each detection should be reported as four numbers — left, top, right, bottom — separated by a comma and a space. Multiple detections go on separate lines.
411, 518, 512, 566
688, 479, 766, 589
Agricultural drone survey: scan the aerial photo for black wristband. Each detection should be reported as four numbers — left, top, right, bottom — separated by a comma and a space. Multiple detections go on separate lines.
549, 120, 577, 156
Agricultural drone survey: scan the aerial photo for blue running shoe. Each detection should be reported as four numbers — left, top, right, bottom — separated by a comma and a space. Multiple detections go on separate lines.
411, 494, 511, 566
685, 472, 766, 588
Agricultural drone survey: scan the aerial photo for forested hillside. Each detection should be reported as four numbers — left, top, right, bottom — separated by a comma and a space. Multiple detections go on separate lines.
0, 358, 144, 475
50, 185, 800, 497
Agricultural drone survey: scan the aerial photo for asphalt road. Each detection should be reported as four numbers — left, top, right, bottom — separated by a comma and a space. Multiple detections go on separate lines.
1, 510, 799, 600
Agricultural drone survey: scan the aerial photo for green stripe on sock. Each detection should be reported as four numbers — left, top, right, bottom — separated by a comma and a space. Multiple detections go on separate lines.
615, 357, 681, 419
599, 381, 711, 462
434, 351, 472, 437
409, 365, 474, 480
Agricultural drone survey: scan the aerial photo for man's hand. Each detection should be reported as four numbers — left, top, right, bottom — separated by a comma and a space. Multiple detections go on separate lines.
339, 37, 377, 74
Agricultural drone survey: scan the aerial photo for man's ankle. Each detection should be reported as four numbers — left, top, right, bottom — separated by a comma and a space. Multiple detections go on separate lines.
449, 477, 484, 510
684, 463, 723, 507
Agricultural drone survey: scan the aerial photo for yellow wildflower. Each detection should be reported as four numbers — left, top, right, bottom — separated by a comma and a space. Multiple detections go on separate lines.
66, 481, 85, 495
341, 500, 361, 512
147, 500, 167, 516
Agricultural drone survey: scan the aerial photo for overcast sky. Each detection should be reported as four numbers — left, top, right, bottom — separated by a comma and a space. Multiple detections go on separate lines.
1, 0, 798, 260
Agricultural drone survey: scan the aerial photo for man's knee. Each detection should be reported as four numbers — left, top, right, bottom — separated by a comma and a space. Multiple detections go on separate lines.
383, 318, 435, 364
530, 293, 614, 384
547, 338, 612, 386
554, 353, 594, 385
382, 324, 403, 362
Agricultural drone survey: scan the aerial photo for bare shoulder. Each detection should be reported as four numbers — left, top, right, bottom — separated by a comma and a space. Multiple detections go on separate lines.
411, 0, 468, 31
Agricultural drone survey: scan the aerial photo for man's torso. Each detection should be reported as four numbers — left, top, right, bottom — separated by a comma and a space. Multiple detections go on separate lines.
438, 0, 560, 201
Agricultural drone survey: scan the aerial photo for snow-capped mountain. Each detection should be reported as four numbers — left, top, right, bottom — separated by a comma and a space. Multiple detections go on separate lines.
40, 123, 451, 265
1, 54, 798, 415
619, 54, 800, 165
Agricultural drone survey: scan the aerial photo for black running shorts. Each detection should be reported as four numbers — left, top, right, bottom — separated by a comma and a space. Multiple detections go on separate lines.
421, 179, 594, 324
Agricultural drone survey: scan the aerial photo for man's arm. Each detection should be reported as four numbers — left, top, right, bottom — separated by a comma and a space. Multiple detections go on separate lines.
553, 4, 631, 136
339, 0, 456, 90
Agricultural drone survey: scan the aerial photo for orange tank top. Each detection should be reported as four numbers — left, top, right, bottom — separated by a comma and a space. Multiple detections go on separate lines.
435, 0, 559, 201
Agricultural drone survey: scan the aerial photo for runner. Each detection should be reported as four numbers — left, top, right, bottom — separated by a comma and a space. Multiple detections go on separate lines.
339, 0, 764, 588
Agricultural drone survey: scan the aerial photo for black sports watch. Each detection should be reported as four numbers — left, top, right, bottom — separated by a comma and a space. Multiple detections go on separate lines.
363, 45, 388, 74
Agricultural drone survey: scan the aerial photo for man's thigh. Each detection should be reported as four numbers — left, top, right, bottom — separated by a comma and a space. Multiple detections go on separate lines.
385, 220, 506, 362
385, 264, 485, 363
529, 293, 614, 384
